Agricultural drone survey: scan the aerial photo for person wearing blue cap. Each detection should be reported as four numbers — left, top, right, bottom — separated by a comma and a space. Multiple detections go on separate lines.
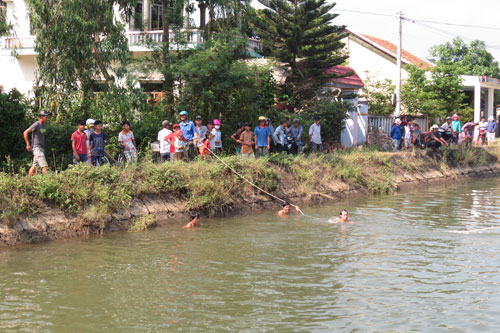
179, 110, 196, 160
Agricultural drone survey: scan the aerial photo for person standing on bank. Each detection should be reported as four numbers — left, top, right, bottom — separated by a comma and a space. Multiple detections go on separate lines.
157, 120, 172, 163
194, 115, 208, 156
273, 118, 290, 153
179, 110, 196, 160
309, 116, 323, 153
71, 120, 88, 164
290, 118, 304, 152
254, 116, 271, 157
24, 110, 50, 176
390, 119, 402, 152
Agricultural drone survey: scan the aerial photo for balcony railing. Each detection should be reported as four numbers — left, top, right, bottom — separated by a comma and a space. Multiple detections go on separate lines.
1, 29, 204, 50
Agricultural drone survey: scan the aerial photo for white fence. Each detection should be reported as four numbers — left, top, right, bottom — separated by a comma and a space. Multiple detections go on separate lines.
368, 115, 428, 133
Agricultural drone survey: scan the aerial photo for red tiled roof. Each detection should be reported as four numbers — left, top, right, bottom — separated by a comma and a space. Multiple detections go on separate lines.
349, 31, 434, 70
324, 65, 364, 88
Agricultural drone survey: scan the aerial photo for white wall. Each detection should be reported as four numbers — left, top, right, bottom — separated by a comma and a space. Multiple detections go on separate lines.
6, 0, 31, 36
345, 37, 409, 85
0, 54, 38, 95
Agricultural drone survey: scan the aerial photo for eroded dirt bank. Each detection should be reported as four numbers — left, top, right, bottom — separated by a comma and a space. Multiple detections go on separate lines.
2, 149, 500, 247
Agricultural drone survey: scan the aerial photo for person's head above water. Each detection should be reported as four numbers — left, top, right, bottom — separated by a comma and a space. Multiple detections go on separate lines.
190, 213, 200, 222
339, 210, 348, 221
282, 201, 290, 213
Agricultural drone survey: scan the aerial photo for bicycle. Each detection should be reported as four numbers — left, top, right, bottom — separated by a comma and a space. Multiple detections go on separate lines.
101, 145, 126, 166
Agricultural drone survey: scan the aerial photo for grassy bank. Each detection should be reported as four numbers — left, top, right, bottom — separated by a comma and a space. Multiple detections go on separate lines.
1, 146, 499, 227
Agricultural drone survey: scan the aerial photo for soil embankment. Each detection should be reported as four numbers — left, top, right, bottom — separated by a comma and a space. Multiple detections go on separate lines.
1, 147, 500, 246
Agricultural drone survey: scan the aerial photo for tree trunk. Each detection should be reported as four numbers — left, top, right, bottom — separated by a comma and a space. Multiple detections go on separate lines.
162, 0, 174, 112
199, 1, 206, 29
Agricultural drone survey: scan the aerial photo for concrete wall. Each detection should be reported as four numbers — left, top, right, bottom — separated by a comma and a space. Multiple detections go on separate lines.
0, 54, 38, 95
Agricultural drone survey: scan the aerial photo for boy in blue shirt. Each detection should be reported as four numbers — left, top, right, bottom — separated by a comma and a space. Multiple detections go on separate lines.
254, 116, 271, 157
487, 116, 497, 143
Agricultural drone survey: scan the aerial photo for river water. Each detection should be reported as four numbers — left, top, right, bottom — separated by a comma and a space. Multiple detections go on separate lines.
2, 178, 500, 332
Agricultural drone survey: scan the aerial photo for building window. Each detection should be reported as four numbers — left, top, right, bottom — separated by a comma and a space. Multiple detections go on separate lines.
151, 0, 163, 31
131, 1, 143, 31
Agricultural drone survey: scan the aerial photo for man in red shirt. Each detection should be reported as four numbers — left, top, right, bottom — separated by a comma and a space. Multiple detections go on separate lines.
71, 120, 88, 164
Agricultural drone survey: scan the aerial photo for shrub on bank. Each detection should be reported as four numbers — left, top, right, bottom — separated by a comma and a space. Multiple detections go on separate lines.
0, 148, 498, 225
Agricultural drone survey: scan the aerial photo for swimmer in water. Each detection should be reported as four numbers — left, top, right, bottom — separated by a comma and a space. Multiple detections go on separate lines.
277, 202, 301, 217
332, 210, 351, 223
183, 213, 200, 229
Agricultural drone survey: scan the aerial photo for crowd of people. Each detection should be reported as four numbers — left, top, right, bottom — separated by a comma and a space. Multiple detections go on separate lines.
22, 110, 325, 176
155, 112, 324, 162
390, 114, 498, 152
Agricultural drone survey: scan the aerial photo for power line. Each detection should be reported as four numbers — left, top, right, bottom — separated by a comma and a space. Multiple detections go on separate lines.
333, 8, 500, 31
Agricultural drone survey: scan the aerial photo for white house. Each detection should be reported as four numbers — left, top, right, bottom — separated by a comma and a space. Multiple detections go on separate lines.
343, 30, 434, 85
344, 30, 500, 123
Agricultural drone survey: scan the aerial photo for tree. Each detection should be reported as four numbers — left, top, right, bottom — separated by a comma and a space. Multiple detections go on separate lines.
27, 0, 136, 117
0, 2, 12, 36
255, 0, 347, 110
430, 37, 500, 78
402, 63, 470, 120
362, 72, 395, 115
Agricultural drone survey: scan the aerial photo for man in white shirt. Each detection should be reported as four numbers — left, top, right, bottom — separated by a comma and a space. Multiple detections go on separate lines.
157, 120, 172, 163
309, 116, 323, 153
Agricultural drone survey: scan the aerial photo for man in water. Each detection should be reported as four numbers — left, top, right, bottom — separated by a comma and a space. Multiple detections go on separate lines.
183, 213, 200, 229
333, 210, 351, 223
277, 202, 301, 217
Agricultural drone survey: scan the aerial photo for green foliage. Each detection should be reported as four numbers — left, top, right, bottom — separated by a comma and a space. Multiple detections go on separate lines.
314, 99, 351, 143
0, 3, 12, 36
430, 37, 500, 78
402, 63, 469, 119
129, 214, 156, 232
0, 90, 31, 171
255, 0, 347, 110
363, 72, 395, 115
27, 0, 135, 112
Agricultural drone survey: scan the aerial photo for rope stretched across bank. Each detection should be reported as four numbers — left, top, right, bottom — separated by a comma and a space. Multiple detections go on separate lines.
201, 143, 305, 216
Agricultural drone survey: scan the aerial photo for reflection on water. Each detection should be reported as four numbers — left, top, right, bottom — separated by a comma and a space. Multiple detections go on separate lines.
1, 178, 500, 331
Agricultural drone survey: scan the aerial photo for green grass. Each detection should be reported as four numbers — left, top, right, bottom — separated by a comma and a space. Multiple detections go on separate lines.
1, 146, 499, 225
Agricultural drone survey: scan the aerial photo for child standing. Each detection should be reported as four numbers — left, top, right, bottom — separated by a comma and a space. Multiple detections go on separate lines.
201, 133, 211, 159
487, 116, 497, 144
211, 119, 223, 154
240, 122, 255, 158
88, 120, 107, 166
71, 120, 88, 164
174, 130, 185, 161
118, 121, 137, 163
404, 121, 412, 150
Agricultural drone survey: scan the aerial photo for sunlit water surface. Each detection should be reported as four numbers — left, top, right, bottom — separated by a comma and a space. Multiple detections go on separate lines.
2, 178, 500, 332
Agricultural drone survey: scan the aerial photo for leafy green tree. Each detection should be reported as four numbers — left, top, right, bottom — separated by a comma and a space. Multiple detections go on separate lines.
0, 90, 30, 170
402, 63, 470, 120
27, 0, 136, 116
430, 37, 500, 78
254, 0, 347, 110
0, 3, 12, 36
362, 72, 395, 115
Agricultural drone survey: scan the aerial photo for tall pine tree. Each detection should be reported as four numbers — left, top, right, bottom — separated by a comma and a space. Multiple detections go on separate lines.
255, 0, 347, 110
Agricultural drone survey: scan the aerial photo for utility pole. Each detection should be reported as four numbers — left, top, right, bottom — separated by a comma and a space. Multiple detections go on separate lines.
395, 11, 403, 118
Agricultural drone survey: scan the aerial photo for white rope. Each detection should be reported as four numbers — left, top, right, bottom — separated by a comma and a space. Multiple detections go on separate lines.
200, 142, 305, 215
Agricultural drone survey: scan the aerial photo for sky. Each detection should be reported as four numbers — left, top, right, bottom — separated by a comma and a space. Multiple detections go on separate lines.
249, 0, 500, 62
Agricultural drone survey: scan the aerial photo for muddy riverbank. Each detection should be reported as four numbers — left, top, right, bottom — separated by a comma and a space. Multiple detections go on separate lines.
2, 147, 500, 246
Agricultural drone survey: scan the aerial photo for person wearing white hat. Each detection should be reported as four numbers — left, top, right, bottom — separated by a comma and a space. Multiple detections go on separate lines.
487, 116, 497, 143
427, 124, 448, 151
390, 118, 402, 152
84, 119, 95, 165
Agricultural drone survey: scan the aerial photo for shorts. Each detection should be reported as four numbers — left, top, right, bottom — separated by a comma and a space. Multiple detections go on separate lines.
404, 138, 412, 148
32, 148, 48, 168
174, 152, 184, 161
235, 147, 241, 155
311, 142, 323, 153
487, 132, 496, 143
160, 153, 171, 163
73, 154, 88, 164
256, 146, 269, 157
91, 156, 104, 166
242, 152, 255, 158
124, 148, 137, 163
